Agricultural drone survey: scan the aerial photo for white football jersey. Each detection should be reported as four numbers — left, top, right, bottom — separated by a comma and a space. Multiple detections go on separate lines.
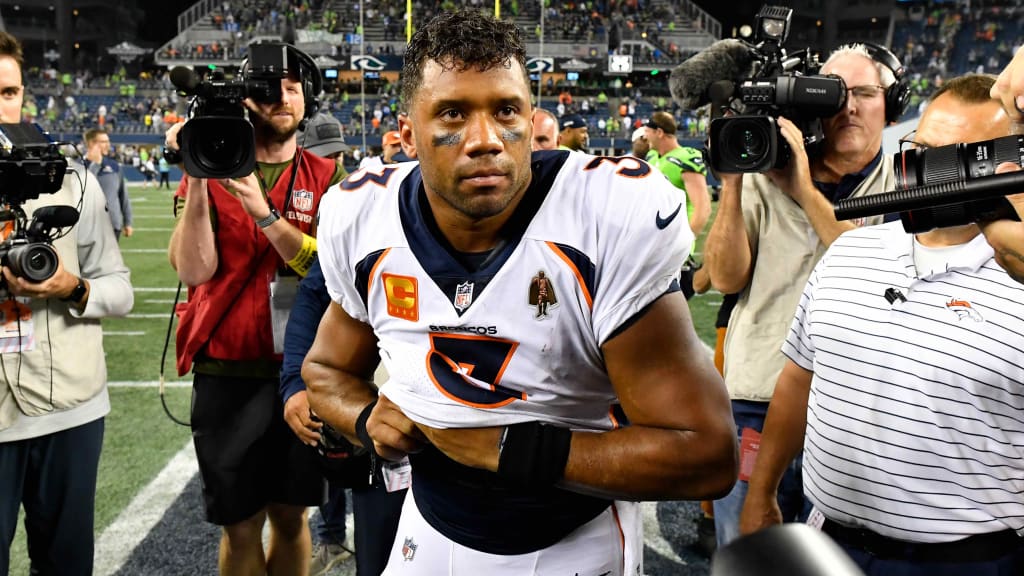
318, 151, 693, 431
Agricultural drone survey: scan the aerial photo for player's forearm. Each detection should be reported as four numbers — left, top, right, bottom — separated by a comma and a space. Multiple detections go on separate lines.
559, 423, 738, 501
684, 179, 712, 236
168, 193, 217, 286
705, 182, 752, 293
303, 360, 378, 445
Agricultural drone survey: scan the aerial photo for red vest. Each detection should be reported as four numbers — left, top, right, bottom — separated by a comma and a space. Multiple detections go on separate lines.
174, 149, 336, 375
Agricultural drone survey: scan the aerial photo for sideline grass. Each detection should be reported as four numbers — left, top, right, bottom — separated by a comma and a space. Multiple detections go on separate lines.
687, 202, 724, 348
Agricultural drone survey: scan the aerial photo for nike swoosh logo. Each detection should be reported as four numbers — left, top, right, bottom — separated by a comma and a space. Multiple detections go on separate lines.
655, 203, 682, 229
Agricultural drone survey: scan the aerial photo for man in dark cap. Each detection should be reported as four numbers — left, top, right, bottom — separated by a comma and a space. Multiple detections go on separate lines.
299, 112, 350, 166
557, 113, 589, 152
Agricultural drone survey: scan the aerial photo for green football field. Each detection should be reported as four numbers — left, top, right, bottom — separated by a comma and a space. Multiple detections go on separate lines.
7, 182, 725, 575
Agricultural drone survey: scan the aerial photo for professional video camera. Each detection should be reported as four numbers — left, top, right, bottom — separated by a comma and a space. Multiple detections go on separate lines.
0, 123, 77, 284
834, 135, 1023, 232
670, 6, 847, 173
170, 43, 292, 179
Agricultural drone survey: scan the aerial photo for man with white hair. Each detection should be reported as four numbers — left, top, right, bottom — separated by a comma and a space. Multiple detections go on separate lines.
704, 42, 904, 545
630, 126, 649, 158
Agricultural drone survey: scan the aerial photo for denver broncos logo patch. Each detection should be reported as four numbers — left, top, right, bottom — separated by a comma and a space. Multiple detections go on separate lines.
946, 298, 983, 322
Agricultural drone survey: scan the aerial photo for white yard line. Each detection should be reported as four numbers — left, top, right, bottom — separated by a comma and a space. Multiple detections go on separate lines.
130, 228, 175, 232
103, 331, 147, 336
93, 440, 198, 576
133, 287, 180, 292
127, 313, 175, 319
642, 501, 688, 567
109, 381, 191, 387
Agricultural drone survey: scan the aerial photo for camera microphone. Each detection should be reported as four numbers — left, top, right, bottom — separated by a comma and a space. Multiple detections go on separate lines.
170, 66, 200, 94
29, 205, 79, 234
669, 39, 755, 110
834, 170, 1024, 222
884, 287, 906, 305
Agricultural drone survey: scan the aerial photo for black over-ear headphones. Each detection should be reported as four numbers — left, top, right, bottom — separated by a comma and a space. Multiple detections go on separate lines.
861, 42, 910, 124
242, 42, 322, 127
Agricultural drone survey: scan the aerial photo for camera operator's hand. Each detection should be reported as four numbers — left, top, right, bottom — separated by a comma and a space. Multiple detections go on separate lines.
164, 122, 184, 153
979, 162, 1024, 284
2, 263, 85, 307
220, 174, 274, 222
766, 117, 815, 205
993, 46, 1024, 124
283, 390, 322, 447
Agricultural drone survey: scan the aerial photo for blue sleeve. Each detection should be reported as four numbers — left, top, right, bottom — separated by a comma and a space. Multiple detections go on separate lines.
280, 257, 333, 404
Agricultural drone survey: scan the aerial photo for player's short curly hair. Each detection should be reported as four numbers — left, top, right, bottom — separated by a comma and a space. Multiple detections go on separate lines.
400, 9, 526, 112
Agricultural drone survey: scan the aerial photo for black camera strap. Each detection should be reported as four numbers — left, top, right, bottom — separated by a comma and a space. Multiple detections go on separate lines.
255, 147, 305, 220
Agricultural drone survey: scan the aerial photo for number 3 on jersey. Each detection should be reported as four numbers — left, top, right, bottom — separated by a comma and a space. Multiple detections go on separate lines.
426, 333, 525, 408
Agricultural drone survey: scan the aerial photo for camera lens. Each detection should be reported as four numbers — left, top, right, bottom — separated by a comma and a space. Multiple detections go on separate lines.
196, 135, 246, 173
719, 118, 774, 171
180, 117, 257, 179
895, 135, 1024, 190
7, 243, 58, 283
739, 128, 767, 158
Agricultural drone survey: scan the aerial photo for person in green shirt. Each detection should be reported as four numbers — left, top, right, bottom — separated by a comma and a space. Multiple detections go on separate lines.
644, 111, 710, 238
645, 111, 711, 300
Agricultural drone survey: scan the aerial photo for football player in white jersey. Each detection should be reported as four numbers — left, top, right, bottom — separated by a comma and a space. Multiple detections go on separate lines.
303, 9, 738, 576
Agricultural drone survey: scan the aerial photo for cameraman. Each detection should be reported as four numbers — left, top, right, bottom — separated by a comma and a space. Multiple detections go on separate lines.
704, 44, 894, 545
0, 31, 133, 575
985, 48, 1024, 284
167, 44, 346, 575
740, 73, 1024, 574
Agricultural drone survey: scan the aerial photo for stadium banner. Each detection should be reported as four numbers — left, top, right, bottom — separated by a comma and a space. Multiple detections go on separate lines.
349, 54, 404, 71
554, 57, 604, 73
526, 58, 555, 73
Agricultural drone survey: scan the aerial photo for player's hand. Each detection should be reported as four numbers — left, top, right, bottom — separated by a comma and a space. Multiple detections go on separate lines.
767, 117, 814, 205
219, 174, 270, 221
366, 394, 429, 461
692, 264, 712, 295
738, 491, 783, 536
283, 390, 322, 447
993, 47, 1024, 124
413, 422, 503, 473
123, 225, 133, 238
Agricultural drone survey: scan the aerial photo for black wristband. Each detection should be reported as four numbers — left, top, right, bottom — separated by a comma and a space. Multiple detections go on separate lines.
61, 277, 87, 303
496, 421, 572, 489
353, 399, 378, 456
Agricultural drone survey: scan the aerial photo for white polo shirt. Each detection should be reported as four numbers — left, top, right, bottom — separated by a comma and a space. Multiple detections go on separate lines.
783, 221, 1024, 543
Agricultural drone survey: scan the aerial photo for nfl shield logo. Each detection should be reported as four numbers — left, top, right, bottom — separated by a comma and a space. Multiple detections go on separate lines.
454, 281, 474, 312
292, 189, 314, 212
402, 537, 418, 561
